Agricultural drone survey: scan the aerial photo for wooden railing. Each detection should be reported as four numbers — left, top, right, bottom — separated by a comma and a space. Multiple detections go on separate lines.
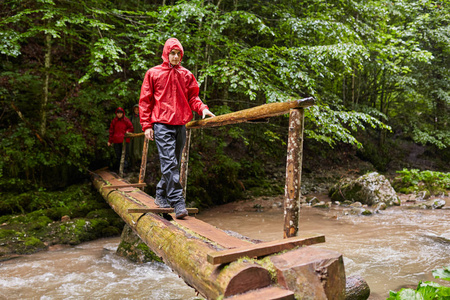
122, 97, 315, 238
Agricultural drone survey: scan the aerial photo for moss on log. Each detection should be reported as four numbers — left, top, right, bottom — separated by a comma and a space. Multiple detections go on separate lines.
92, 171, 271, 299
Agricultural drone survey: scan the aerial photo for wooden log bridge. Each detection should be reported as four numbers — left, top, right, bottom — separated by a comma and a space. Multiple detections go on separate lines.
123, 97, 314, 238
92, 169, 346, 299
104, 98, 350, 299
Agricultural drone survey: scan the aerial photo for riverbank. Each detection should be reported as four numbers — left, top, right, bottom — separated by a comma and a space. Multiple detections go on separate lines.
0, 183, 125, 261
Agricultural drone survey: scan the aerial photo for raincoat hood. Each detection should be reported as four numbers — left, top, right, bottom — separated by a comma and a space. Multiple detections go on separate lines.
162, 38, 184, 65
115, 107, 125, 115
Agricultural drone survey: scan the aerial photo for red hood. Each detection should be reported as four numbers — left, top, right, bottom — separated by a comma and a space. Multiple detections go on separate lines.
162, 38, 184, 65
115, 107, 125, 116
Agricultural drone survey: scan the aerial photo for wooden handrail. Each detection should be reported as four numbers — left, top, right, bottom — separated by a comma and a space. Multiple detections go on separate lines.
187, 96, 314, 129
125, 97, 315, 137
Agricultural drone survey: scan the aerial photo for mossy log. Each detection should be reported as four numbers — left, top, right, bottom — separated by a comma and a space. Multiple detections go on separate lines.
92, 172, 271, 299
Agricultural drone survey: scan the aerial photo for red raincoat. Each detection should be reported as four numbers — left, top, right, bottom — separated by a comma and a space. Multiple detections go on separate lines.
139, 38, 209, 131
108, 107, 134, 144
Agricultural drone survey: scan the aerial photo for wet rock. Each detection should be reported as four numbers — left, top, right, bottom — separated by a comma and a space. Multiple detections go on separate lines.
350, 202, 362, 208
407, 198, 446, 209
373, 202, 387, 214
415, 191, 430, 201
272, 202, 283, 208
61, 215, 70, 222
439, 231, 450, 242
350, 207, 372, 216
307, 197, 320, 206
361, 210, 372, 216
345, 274, 370, 300
312, 201, 330, 208
329, 172, 400, 207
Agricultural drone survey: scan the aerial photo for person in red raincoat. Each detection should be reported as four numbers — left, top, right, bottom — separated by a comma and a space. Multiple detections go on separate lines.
139, 37, 215, 219
108, 107, 134, 172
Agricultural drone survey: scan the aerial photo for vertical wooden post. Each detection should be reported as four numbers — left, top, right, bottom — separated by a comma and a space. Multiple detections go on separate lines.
180, 128, 191, 198
119, 140, 126, 178
283, 108, 305, 238
139, 137, 149, 185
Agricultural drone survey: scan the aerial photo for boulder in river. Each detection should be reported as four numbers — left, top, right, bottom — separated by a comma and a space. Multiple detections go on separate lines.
329, 172, 400, 207
345, 274, 370, 300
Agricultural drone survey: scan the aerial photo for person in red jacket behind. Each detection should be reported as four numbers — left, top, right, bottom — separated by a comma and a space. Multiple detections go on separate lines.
139, 37, 215, 219
108, 107, 134, 172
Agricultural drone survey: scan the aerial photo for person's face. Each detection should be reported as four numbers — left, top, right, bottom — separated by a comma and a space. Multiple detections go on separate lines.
116, 111, 123, 118
134, 107, 139, 114
169, 49, 181, 66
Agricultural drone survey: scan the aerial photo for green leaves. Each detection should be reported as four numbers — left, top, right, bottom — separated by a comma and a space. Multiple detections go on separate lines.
433, 267, 450, 281
305, 104, 391, 148
0, 30, 21, 57
80, 38, 125, 83
394, 169, 450, 194
388, 266, 450, 299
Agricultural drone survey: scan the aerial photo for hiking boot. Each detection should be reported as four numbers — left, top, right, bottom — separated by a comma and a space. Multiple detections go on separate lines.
154, 196, 170, 208
174, 203, 188, 219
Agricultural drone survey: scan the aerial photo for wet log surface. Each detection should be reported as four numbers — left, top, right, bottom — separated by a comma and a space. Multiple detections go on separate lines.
92, 170, 272, 299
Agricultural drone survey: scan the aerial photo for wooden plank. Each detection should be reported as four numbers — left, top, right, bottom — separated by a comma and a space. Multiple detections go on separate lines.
97, 170, 118, 181
126, 190, 158, 207
174, 217, 251, 249
97, 169, 253, 249
207, 235, 325, 265
128, 207, 199, 214
103, 183, 147, 189
225, 286, 295, 300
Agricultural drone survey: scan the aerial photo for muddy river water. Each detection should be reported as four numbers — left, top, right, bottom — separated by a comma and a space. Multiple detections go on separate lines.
1, 197, 449, 300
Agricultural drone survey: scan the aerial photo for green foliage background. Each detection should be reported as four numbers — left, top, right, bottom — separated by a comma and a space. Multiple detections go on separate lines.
1, 0, 449, 207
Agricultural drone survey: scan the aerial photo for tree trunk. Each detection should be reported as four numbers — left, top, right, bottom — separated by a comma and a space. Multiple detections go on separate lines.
40, 33, 51, 136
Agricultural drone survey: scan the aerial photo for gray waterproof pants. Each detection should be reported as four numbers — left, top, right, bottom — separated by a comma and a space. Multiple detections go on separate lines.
153, 123, 186, 207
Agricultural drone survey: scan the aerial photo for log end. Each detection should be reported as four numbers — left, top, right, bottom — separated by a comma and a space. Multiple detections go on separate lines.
224, 264, 272, 297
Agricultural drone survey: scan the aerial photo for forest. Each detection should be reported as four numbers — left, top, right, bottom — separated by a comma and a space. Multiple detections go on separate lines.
1, 0, 449, 211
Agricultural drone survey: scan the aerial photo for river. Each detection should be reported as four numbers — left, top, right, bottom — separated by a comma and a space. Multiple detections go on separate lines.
1, 195, 449, 300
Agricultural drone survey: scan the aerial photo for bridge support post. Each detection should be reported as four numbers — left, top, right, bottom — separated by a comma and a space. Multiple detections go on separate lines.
119, 139, 126, 178
139, 137, 149, 185
180, 128, 191, 198
283, 108, 304, 238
